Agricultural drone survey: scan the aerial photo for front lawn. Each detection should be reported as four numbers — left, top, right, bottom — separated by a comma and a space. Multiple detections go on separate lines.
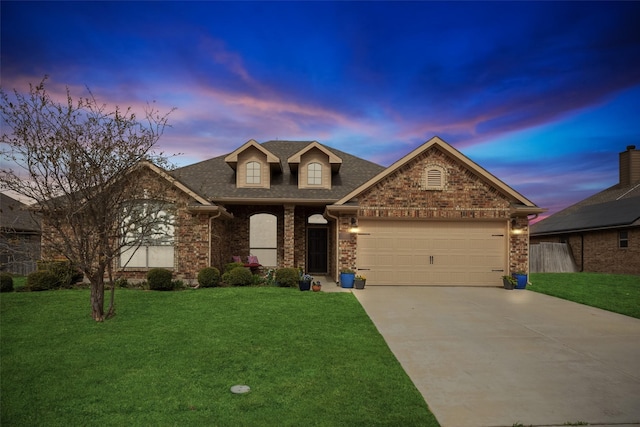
0, 288, 439, 426
529, 273, 640, 319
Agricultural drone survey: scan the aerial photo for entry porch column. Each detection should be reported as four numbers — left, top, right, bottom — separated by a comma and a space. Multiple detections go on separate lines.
283, 204, 295, 267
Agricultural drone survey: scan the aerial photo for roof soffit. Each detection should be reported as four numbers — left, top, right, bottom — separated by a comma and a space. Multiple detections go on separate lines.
334, 136, 539, 208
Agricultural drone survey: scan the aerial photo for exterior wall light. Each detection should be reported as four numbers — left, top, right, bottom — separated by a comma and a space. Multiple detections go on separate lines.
511, 218, 524, 235
349, 217, 359, 233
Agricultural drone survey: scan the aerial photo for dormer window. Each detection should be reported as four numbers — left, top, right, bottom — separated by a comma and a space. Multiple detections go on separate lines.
246, 161, 261, 184
423, 165, 446, 190
308, 162, 322, 185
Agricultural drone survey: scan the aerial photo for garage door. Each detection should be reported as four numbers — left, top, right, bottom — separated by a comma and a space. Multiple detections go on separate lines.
357, 220, 507, 286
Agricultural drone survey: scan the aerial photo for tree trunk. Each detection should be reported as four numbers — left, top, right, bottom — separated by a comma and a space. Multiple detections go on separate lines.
90, 275, 105, 322
106, 262, 116, 319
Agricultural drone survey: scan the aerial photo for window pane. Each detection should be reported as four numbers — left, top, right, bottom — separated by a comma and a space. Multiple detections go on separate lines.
120, 246, 147, 268
247, 161, 261, 184
308, 162, 321, 185
148, 246, 175, 267
250, 213, 277, 266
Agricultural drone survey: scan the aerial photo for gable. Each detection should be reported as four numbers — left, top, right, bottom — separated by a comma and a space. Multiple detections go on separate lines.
336, 136, 542, 214
355, 144, 513, 218
287, 141, 342, 173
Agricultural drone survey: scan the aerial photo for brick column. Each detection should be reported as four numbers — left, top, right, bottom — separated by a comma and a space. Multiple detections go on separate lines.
283, 204, 295, 267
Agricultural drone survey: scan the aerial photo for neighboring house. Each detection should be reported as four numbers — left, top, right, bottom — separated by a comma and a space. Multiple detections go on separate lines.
530, 145, 640, 275
42, 136, 545, 286
0, 193, 41, 275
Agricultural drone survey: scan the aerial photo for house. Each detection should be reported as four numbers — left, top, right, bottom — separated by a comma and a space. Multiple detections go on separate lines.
530, 145, 640, 275
0, 193, 41, 275
44, 136, 544, 286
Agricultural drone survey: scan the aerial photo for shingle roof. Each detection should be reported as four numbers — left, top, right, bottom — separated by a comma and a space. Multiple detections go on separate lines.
531, 182, 640, 235
0, 193, 40, 232
171, 141, 385, 203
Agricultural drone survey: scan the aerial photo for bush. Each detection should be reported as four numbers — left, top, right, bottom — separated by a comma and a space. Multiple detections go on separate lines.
223, 266, 252, 286
147, 268, 174, 291
224, 262, 245, 273
114, 278, 129, 288
27, 270, 60, 291
197, 267, 220, 288
275, 268, 299, 288
37, 260, 83, 288
0, 273, 14, 293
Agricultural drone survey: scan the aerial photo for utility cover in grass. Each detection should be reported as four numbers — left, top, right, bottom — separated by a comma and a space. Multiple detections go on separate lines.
230, 385, 250, 394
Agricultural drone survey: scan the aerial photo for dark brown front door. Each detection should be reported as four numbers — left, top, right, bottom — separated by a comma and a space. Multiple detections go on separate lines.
307, 227, 328, 274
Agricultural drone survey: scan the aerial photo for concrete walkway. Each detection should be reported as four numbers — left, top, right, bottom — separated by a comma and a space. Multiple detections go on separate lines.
351, 286, 640, 427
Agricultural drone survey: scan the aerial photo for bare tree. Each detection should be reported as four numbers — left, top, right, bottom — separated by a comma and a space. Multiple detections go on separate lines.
1, 77, 175, 321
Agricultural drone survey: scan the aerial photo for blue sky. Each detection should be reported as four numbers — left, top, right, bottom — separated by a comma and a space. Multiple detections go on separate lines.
2, 1, 639, 218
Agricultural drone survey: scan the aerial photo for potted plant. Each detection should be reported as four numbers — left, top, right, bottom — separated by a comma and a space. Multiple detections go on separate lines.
502, 275, 516, 290
298, 273, 313, 291
312, 281, 321, 292
339, 268, 356, 288
354, 274, 366, 289
512, 271, 528, 289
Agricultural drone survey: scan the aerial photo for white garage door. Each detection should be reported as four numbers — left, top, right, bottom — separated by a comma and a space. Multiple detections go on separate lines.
357, 220, 507, 286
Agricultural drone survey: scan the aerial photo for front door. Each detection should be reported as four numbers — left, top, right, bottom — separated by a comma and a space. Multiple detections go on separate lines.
307, 227, 328, 273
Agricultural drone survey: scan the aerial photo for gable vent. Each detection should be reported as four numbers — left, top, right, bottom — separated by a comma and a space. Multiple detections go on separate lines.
423, 166, 445, 190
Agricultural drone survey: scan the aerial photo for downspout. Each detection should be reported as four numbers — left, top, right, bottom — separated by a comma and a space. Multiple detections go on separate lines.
324, 208, 340, 284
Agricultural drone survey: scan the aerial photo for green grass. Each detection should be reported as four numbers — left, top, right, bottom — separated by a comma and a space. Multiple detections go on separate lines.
529, 273, 640, 319
1, 288, 439, 426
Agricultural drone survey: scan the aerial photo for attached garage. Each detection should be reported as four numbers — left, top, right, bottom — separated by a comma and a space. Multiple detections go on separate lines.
356, 220, 508, 286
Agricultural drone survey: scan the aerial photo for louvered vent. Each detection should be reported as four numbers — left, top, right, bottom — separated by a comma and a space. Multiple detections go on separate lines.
427, 169, 442, 187
423, 166, 445, 190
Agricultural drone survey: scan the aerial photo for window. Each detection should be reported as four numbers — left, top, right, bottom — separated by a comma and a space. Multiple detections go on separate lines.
250, 213, 277, 266
246, 161, 261, 184
619, 231, 629, 248
308, 162, 322, 185
423, 165, 445, 190
120, 201, 175, 268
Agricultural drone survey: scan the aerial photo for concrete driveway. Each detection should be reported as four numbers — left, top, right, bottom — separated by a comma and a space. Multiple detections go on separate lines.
352, 286, 640, 427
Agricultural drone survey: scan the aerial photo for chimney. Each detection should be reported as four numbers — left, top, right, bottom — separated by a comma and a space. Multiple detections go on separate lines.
619, 145, 640, 186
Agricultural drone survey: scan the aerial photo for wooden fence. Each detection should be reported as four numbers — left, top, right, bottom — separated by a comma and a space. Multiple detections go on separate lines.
530, 242, 578, 273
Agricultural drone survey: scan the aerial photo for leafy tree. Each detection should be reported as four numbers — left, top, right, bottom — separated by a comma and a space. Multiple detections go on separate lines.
1, 77, 174, 321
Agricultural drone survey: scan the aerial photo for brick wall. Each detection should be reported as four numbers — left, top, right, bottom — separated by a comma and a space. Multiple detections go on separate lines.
358, 148, 511, 219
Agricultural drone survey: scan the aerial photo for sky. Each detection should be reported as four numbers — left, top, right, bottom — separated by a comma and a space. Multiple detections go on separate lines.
2, 1, 640, 219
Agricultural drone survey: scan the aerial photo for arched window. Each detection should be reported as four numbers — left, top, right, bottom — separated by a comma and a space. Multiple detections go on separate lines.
307, 162, 322, 185
246, 161, 261, 184
250, 213, 277, 266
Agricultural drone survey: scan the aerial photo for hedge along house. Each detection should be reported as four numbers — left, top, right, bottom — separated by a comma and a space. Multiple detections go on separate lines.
530, 145, 640, 275
49, 137, 542, 285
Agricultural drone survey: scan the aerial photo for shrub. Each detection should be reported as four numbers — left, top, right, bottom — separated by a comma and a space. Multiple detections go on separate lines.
197, 267, 220, 288
275, 268, 299, 288
37, 260, 83, 288
0, 273, 14, 293
147, 268, 174, 291
224, 262, 245, 273
114, 278, 129, 288
27, 270, 60, 291
223, 266, 252, 286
